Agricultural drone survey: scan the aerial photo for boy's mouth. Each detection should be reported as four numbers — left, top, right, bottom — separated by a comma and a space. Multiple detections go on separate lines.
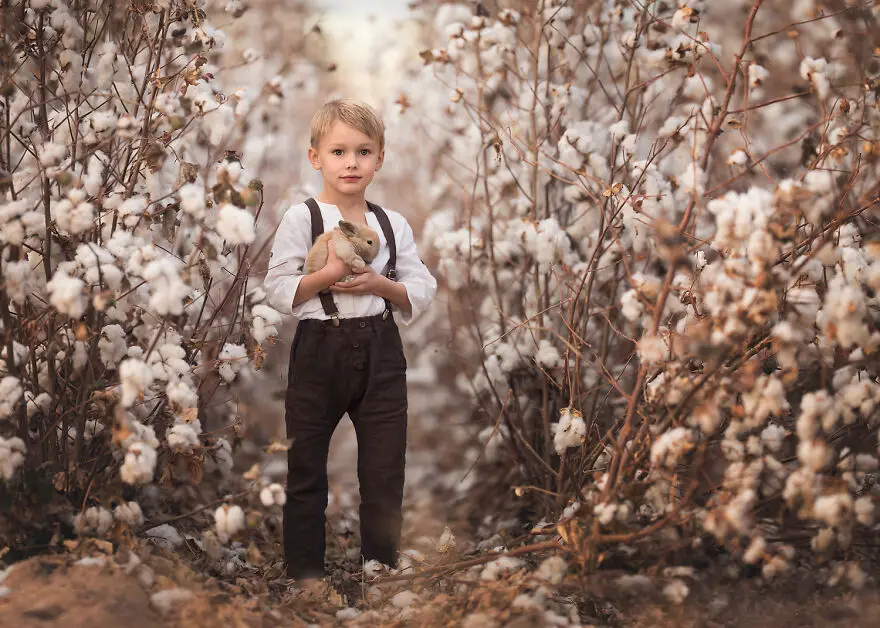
341, 175, 361, 182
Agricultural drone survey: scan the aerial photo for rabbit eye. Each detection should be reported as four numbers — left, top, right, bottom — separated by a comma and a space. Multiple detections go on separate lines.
367, 240, 373, 245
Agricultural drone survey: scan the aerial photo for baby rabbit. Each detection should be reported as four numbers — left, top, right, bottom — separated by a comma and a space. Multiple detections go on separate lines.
305, 220, 380, 282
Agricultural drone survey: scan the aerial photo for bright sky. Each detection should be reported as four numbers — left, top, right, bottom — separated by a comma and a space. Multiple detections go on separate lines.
313, 0, 412, 19
308, 0, 423, 103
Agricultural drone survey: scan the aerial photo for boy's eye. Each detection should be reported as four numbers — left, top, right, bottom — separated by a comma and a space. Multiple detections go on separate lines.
359, 149, 371, 156
333, 149, 344, 156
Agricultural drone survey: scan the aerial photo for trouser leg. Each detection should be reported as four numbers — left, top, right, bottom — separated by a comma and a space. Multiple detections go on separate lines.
283, 323, 346, 579
349, 322, 408, 567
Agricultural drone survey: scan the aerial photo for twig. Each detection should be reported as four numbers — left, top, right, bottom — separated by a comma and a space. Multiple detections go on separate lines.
375, 539, 563, 583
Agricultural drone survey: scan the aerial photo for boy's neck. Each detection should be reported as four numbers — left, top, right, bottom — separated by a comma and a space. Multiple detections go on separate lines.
316, 189, 368, 214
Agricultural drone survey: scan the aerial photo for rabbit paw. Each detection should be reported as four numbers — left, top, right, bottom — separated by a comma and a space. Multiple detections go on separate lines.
338, 274, 356, 283
350, 256, 366, 270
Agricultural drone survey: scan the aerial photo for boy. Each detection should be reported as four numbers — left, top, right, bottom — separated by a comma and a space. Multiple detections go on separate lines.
263, 99, 437, 588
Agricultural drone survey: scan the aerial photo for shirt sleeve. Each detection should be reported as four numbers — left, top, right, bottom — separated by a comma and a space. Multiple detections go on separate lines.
394, 219, 437, 325
263, 205, 310, 316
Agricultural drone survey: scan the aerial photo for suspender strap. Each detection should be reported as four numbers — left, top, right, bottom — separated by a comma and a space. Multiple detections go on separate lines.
304, 197, 340, 326
367, 202, 397, 318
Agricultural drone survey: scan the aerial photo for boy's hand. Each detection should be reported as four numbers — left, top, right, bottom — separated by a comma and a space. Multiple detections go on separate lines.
329, 265, 386, 296
322, 245, 350, 285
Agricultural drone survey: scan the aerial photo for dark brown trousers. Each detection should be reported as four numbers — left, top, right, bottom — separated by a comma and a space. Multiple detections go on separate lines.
283, 314, 408, 579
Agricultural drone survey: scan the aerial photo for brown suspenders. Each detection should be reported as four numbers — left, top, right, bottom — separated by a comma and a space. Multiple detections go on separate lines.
303, 198, 397, 326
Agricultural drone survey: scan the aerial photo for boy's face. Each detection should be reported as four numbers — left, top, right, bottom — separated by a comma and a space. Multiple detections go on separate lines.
308, 121, 384, 198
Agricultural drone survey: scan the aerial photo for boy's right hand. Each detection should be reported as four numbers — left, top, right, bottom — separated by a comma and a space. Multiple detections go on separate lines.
322, 245, 350, 285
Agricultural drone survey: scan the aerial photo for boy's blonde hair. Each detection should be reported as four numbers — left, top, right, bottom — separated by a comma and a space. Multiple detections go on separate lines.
310, 99, 385, 151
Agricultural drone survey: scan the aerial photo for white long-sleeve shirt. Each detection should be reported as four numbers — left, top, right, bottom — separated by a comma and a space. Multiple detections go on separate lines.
263, 200, 437, 325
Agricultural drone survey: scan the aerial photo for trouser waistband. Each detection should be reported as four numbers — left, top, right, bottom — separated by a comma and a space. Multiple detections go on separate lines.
297, 313, 395, 332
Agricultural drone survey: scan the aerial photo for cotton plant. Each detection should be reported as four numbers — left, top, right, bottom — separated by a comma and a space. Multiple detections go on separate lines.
379, 0, 880, 581
0, 0, 320, 549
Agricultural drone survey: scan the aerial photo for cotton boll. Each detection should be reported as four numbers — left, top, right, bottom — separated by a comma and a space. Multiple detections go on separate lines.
25, 391, 51, 419
787, 286, 821, 322
218, 343, 248, 382
114, 501, 144, 526
760, 424, 787, 453
119, 358, 154, 407
259, 483, 286, 507
690, 403, 721, 434
362, 559, 385, 578
214, 504, 245, 543
743, 536, 766, 564
811, 527, 835, 553
98, 324, 128, 368
118, 196, 148, 228
46, 266, 85, 316
621, 289, 643, 322
552, 408, 586, 455
480, 556, 524, 581
663, 579, 689, 604
799, 57, 830, 99
120, 441, 157, 485
798, 439, 831, 471
813, 493, 852, 526
0, 437, 26, 480
207, 438, 234, 477
74, 506, 114, 537
535, 339, 561, 369
804, 169, 834, 195
855, 496, 874, 526
83, 110, 117, 145
742, 376, 789, 427
727, 149, 749, 167
762, 555, 791, 579
216, 204, 255, 244
166, 380, 198, 412
167, 423, 200, 453
150, 588, 194, 616
3, 260, 38, 305
38, 141, 67, 167
81, 154, 105, 197
621, 133, 637, 153
651, 427, 694, 468
142, 258, 190, 316
679, 163, 706, 195
251, 304, 282, 344
92, 40, 117, 89
178, 183, 206, 218
608, 119, 629, 141
638, 334, 666, 365
0, 377, 23, 421
115, 113, 139, 140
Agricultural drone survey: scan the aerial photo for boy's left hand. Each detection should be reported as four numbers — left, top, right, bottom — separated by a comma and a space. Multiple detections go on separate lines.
329, 265, 386, 296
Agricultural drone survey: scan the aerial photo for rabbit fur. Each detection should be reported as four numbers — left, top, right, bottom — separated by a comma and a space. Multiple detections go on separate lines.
304, 220, 381, 281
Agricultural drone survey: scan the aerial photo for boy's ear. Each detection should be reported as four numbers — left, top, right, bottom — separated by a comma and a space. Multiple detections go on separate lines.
338, 220, 358, 236
375, 148, 385, 171
307, 145, 321, 170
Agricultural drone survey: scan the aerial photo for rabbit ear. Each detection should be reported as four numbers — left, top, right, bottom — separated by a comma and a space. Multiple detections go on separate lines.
338, 221, 358, 237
